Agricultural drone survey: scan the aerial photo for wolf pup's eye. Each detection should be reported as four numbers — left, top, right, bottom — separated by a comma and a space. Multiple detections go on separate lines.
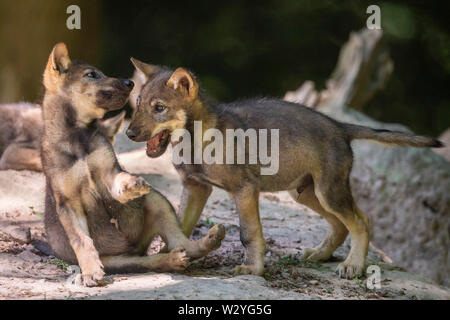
154, 104, 166, 113
85, 72, 99, 79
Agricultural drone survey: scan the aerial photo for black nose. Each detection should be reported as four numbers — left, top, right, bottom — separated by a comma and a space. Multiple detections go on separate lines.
126, 128, 137, 139
123, 79, 134, 89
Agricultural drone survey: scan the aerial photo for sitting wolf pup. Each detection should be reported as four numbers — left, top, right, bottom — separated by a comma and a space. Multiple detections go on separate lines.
41, 44, 225, 287
126, 59, 443, 279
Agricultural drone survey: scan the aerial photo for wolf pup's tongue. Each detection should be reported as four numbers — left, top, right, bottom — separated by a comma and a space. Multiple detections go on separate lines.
146, 130, 170, 154
147, 131, 164, 152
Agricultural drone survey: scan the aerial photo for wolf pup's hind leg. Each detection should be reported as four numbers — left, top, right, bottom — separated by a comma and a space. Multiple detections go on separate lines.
137, 190, 225, 259
0, 143, 42, 171
101, 248, 189, 274
313, 173, 369, 279
288, 177, 348, 262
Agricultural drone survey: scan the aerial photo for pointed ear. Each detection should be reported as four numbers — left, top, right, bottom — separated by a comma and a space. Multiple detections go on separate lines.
43, 43, 72, 92
130, 58, 159, 80
128, 70, 144, 111
49, 43, 72, 73
102, 111, 126, 141
166, 68, 198, 100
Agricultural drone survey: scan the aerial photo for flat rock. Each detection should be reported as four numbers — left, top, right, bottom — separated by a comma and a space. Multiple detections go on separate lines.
17, 249, 42, 263
0, 127, 448, 300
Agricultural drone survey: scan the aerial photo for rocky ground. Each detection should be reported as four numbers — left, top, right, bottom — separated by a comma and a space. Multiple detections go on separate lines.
0, 128, 448, 300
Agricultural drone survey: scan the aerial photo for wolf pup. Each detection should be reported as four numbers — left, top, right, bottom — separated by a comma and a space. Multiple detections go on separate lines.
41, 44, 225, 287
126, 59, 443, 279
0, 103, 42, 171
0, 103, 125, 172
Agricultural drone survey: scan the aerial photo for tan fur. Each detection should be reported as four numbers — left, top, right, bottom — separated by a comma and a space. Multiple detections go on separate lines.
70, 86, 107, 124
167, 68, 198, 100
40, 44, 225, 287
0, 103, 43, 171
0, 144, 42, 171
43, 43, 72, 94
0, 103, 125, 172
151, 109, 187, 137
128, 61, 441, 279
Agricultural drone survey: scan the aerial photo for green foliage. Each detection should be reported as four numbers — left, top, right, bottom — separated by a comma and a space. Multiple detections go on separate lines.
29, 206, 43, 218
325, 287, 334, 294
41, 257, 70, 271
205, 217, 216, 227
277, 255, 300, 267
0, 1, 448, 135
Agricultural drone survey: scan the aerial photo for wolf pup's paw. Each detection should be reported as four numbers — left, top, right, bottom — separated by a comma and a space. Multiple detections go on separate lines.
75, 263, 105, 287
232, 264, 265, 276
204, 224, 226, 251
301, 247, 333, 262
166, 248, 190, 272
111, 173, 151, 204
336, 261, 365, 279
80, 271, 106, 287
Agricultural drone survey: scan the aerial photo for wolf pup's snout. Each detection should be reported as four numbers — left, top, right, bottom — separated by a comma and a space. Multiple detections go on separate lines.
126, 128, 137, 139
123, 79, 134, 89
112, 79, 134, 91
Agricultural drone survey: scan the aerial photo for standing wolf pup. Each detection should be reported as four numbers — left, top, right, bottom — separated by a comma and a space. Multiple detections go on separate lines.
126, 59, 443, 279
41, 44, 225, 287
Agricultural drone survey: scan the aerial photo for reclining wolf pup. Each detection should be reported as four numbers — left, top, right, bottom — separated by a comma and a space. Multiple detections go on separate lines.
40, 43, 225, 287
0, 103, 125, 172
126, 59, 443, 279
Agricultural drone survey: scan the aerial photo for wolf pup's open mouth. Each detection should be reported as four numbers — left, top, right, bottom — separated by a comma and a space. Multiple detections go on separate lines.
146, 130, 171, 157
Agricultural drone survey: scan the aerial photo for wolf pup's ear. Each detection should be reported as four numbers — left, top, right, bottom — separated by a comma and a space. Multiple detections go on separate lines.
130, 58, 159, 81
50, 43, 72, 72
129, 69, 145, 111
43, 43, 72, 92
102, 111, 126, 142
166, 68, 198, 101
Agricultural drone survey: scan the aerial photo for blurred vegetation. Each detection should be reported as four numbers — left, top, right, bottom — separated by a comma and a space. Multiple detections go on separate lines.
0, 0, 448, 136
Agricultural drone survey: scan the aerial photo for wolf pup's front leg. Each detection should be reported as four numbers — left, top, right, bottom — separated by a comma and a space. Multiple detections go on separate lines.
56, 201, 105, 286
110, 172, 151, 204
178, 178, 213, 236
231, 186, 266, 276
48, 162, 106, 286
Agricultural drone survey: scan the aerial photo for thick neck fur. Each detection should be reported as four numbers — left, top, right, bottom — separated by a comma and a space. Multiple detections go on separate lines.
186, 93, 218, 134
42, 93, 100, 143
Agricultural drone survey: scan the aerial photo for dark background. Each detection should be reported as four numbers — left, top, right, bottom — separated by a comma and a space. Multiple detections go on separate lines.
0, 0, 448, 136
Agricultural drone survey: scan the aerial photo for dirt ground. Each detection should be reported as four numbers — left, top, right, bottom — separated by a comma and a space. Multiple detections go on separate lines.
0, 128, 449, 300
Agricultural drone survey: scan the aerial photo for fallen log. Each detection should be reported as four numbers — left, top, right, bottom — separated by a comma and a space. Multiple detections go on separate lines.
284, 29, 450, 285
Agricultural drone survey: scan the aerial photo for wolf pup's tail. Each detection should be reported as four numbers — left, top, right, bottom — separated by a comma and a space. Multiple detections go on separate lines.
344, 123, 444, 148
